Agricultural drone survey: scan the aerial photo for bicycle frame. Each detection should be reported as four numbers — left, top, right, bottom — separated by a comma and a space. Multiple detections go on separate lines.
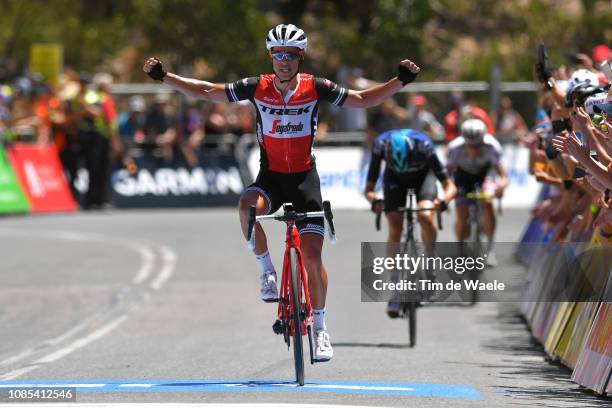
278, 220, 312, 338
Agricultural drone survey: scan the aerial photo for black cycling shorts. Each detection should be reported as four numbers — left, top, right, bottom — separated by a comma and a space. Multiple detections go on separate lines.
383, 168, 438, 213
245, 167, 324, 236
453, 166, 494, 194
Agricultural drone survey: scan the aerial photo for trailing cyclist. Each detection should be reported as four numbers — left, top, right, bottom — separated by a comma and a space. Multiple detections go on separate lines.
143, 23, 421, 361
364, 128, 457, 317
447, 118, 509, 266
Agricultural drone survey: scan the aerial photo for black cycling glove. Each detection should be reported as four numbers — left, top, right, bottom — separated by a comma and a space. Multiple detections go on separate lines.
438, 200, 448, 213
371, 199, 384, 213
147, 58, 167, 82
397, 64, 418, 86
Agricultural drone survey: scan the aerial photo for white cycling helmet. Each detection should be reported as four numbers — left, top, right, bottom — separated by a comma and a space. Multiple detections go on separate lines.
460, 118, 487, 145
266, 24, 307, 51
566, 69, 600, 93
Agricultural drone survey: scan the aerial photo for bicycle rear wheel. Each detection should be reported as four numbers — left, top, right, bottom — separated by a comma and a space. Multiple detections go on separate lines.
470, 212, 483, 304
407, 301, 417, 347
405, 239, 418, 347
289, 248, 305, 386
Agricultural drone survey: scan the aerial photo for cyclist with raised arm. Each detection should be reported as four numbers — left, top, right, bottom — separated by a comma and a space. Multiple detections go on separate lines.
143, 24, 420, 361
447, 119, 509, 266
364, 129, 456, 317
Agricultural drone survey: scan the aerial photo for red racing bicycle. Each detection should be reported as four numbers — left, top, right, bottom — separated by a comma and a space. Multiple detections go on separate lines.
247, 201, 336, 386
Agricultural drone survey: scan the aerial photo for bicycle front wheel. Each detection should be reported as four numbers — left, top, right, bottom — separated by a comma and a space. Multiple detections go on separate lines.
289, 248, 305, 386
407, 301, 417, 347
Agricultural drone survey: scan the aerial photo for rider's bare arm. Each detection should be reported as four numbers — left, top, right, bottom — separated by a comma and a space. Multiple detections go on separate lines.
164, 74, 229, 102
143, 57, 228, 102
440, 179, 457, 204
364, 151, 383, 204
496, 164, 509, 191
343, 59, 420, 109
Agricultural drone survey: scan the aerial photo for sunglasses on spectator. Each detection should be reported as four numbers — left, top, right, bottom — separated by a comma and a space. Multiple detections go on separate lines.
271, 52, 300, 61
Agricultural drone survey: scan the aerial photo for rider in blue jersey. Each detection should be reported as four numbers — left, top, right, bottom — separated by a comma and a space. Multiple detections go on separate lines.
364, 129, 456, 316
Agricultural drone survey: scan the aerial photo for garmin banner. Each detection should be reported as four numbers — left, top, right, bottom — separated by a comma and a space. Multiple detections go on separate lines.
110, 152, 246, 208
248, 144, 540, 210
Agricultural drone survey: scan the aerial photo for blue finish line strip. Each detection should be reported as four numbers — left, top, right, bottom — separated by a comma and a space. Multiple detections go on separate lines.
0, 380, 480, 399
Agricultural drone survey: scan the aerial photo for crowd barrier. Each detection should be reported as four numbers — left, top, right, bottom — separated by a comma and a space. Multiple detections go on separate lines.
516, 188, 612, 397
1, 139, 538, 214
248, 144, 540, 210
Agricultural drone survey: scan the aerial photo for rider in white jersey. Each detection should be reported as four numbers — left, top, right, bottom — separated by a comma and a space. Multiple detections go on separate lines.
447, 119, 508, 265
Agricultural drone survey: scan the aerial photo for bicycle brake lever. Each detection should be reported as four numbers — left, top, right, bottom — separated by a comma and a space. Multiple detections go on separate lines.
323, 201, 337, 244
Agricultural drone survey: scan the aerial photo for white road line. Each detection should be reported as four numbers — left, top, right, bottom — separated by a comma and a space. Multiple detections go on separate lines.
150, 245, 177, 290
0, 233, 155, 370
118, 384, 154, 387
34, 315, 128, 364
130, 245, 156, 285
0, 366, 40, 381
0, 229, 178, 380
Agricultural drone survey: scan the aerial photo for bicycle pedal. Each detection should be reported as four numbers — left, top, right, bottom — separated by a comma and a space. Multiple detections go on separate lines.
272, 320, 285, 335
263, 297, 279, 303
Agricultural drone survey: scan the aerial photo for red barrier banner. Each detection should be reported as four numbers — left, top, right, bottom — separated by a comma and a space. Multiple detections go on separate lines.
7, 143, 77, 213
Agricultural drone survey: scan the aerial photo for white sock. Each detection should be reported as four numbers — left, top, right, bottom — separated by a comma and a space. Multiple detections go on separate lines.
256, 251, 275, 275
313, 308, 326, 332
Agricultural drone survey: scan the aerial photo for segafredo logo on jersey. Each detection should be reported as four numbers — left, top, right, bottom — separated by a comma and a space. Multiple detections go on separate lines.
269, 120, 304, 134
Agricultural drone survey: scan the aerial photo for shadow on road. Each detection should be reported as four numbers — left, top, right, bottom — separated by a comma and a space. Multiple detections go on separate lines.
333, 342, 410, 349
480, 304, 610, 407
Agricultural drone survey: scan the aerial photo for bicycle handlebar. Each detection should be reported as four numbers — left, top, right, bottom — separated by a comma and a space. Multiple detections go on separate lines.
465, 191, 503, 215
247, 201, 337, 250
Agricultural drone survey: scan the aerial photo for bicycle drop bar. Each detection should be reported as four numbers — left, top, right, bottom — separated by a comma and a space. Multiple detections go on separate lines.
375, 206, 444, 231
465, 191, 503, 215
247, 201, 337, 249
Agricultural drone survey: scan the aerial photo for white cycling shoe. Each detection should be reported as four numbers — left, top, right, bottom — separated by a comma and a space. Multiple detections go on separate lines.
314, 330, 333, 362
260, 271, 279, 302
486, 251, 498, 267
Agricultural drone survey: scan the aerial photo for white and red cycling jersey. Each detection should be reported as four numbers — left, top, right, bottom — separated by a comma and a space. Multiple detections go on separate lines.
226, 73, 348, 173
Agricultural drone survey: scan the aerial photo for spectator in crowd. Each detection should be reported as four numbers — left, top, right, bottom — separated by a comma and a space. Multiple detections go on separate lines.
177, 102, 203, 166
93, 72, 129, 168
0, 88, 12, 137
367, 98, 405, 139
10, 77, 39, 141
332, 67, 370, 132
65, 73, 110, 209
119, 95, 147, 144
494, 96, 528, 144
144, 92, 178, 163
530, 46, 611, 244
402, 93, 444, 142
204, 102, 229, 136
443, 90, 494, 142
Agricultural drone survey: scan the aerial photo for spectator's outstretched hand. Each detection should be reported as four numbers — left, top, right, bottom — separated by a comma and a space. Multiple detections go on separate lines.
552, 133, 570, 154
565, 132, 590, 164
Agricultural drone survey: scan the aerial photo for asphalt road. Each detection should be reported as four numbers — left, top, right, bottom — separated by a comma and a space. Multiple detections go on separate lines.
0, 208, 608, 407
